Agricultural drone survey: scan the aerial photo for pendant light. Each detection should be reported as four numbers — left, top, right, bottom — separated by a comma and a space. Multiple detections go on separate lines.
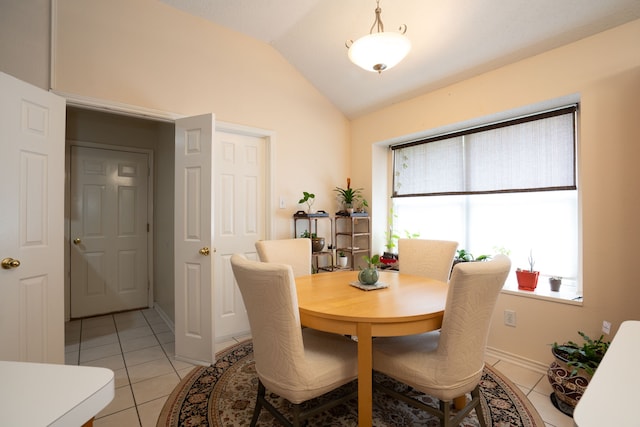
346, 0, 411, 73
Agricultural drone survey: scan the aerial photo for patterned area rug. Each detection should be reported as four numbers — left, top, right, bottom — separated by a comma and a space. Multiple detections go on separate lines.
158, 340, 544, 426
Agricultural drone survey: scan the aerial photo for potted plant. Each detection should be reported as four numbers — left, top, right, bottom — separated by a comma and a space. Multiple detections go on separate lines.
337, 250, 348, 268
298, 191, 316, 213
547, 332, 610, 414
300, 230, 325, 253
450, 249, 491, 273
549, 276, 562, 291
381, 207, 400, 262
358, 198, 369, 213
516, 250, 539, 290
334, 178, 362, 214
358, 254, 380, 285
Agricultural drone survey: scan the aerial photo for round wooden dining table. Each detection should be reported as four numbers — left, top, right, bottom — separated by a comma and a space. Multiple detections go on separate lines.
295, 270, 448, 427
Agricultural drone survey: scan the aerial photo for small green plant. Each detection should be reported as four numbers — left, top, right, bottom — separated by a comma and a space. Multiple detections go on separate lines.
552, 331, 611, 377
404, 230, 420, 239
454, 249, 491, 263
300, 230, 317, 238
362, 254, 380, 268
338, 250, 346, 257
298, 191, 315, 211
493, 246, 511, 256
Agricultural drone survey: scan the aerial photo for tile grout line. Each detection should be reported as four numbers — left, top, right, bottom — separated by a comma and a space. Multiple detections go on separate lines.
114, 313, 146, 427
141, 309, 181, 379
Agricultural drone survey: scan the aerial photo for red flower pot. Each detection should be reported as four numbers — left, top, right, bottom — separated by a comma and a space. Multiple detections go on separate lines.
516, 270, 539, 290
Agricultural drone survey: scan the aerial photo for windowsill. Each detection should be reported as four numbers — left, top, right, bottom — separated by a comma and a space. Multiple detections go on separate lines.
501, 277, 582, 306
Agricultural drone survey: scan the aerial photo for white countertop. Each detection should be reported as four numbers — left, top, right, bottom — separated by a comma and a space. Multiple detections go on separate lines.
573, 320, 640, 427
0, 361, 114, 426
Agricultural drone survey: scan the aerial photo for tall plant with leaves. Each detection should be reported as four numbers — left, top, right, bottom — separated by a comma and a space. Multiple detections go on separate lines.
385, 207, 400, 252
334, 178, 362, 207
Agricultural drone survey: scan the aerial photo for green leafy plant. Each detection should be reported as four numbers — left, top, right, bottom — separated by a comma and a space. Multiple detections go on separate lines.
454, 249, 491, 263
338, 250, 346, 257
404, 230, 420, 239
552, 331, 611, 376
493, 246, 511, 256
362, 254, 380, 268
298, 191, 315, 211
334, 178, 362, 207
384, 207, 400, 252
300, 230, 317, 238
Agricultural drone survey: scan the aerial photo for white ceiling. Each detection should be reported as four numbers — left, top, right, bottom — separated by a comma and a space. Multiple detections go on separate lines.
160, 0, 640, 118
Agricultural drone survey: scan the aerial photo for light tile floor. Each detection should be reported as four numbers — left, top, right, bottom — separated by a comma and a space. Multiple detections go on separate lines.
65, 308, 574, 427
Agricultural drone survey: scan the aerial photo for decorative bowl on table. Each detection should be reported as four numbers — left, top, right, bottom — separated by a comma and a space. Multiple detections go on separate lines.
358, 267, 379, 285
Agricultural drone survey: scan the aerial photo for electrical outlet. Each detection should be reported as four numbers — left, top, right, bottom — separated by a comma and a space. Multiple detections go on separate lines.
602, 320, 611, 334
279, 197, 286, 209
504, 310, 516, 327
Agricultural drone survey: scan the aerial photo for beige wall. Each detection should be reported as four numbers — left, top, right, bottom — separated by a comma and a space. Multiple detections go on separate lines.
51, 0, 351, 238
0, 0, 50, 89
352, 19, 640, 365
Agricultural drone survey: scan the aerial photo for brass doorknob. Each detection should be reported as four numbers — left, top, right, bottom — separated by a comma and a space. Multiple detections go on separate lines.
199, 247, 210, 256
73, 238, 81, 245
1, 258, 21, 269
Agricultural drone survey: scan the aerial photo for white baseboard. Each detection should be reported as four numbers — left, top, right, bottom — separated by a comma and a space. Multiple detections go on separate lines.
486, 346, 549, 375
152, 303, 175, 334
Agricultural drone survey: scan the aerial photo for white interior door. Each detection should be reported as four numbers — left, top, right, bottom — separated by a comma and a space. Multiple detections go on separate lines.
214, 131, 265, 340
174, 114, 215, 365
69, 146, 149, 318
0, 72, 65, 363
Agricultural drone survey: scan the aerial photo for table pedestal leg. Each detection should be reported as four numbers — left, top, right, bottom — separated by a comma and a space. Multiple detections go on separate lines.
357, 323, 373, 427
454, 395, 467, 410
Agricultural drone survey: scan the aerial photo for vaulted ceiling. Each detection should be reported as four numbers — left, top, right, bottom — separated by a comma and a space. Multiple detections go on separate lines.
161, 0, 640, 118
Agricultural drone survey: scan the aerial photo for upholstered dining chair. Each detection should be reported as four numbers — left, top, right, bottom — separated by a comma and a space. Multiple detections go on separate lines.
255, 238, 312, 277
398, 238, 458, 282
229, 254, 358, 427
372, 254, 511, 427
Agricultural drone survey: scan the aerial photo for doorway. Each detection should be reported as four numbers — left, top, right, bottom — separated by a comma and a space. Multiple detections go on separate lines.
69, 146, 150, 318
65, 106, 273, 360
65, 107, 168, 321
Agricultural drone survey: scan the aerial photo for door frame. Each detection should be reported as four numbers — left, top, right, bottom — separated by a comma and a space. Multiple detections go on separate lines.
65, 140, 154, 321
57, 93, 276, 325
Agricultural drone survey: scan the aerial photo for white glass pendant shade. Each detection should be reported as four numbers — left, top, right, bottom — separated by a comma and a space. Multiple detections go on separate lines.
348, 32, 411, 72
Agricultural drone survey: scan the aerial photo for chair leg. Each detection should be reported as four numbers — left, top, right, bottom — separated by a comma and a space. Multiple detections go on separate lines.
375, 377, 486, 427
291, 403, 302, 427
440, 400, 452, 427
250, 381, 266, 427
471, 386, 488, 427
253, 379, 355, 427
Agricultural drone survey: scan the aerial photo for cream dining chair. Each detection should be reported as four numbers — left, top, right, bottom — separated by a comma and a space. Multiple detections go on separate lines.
230, 254, 358, 427
398, 238, 458, 282
255, 238, 312, 277
372, 254, 511, 427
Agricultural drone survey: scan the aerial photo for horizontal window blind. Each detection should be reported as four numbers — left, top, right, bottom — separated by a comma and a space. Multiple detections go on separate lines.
392, 105, 577, 197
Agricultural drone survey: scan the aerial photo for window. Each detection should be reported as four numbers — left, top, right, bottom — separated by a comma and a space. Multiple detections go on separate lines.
390, 105, 580, 297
